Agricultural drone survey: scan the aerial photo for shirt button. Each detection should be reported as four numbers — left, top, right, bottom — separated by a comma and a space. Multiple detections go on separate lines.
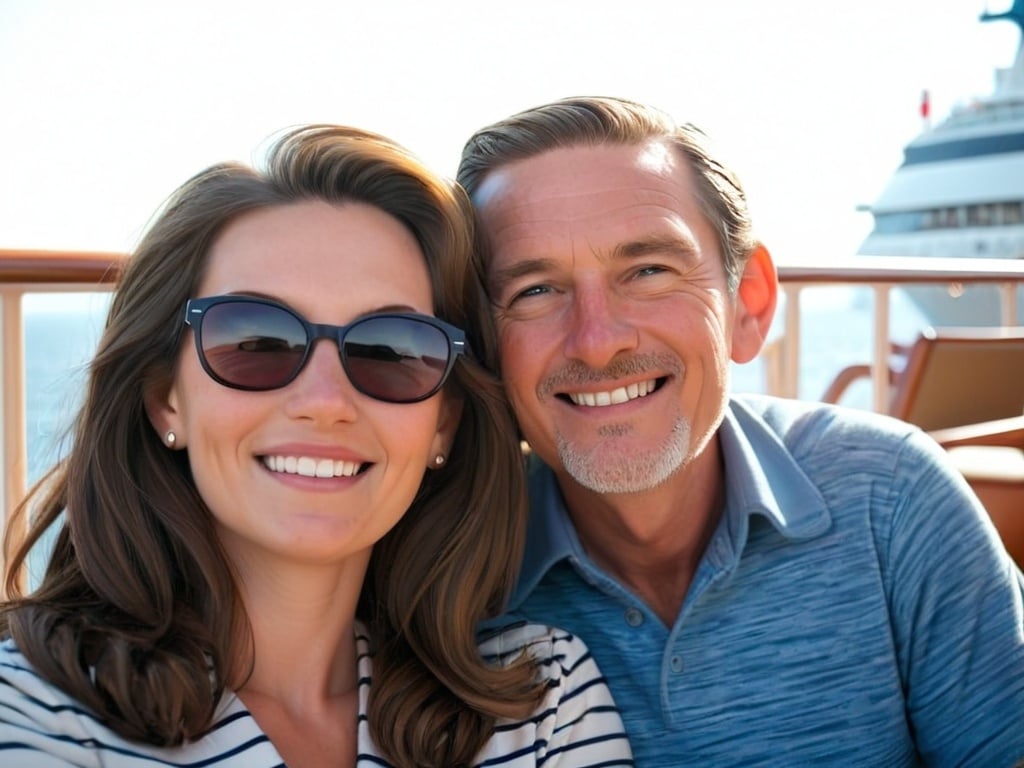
670, 655, 684, 673
625, 608, 644, 627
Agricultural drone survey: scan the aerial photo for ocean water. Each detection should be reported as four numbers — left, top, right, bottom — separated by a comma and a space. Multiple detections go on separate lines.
21, 286, 929, 482
24, 293, 112, 484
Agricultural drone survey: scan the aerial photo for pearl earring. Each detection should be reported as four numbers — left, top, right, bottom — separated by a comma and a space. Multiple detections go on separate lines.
434, 453, 445, 467
165, 431, 176, 448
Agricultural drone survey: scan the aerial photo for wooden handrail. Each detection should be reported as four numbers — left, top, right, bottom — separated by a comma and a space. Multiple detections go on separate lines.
776, 255, 1024, 284
0, 249, 126, 285
2, 249, 1022, 288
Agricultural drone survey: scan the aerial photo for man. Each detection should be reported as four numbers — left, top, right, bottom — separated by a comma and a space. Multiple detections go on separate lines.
458, 96, 1024, 766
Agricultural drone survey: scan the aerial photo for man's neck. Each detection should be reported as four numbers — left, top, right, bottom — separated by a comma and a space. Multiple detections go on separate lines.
558, 438, 725, 627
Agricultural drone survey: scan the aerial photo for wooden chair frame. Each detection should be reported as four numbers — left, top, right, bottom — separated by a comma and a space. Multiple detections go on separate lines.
930, 415, 1024, 567
822, 327, 1024, 432
822, 328, 1024, 566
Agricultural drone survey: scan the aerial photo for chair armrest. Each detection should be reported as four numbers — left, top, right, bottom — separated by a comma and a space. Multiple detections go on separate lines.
820, 364, 873, 404
928, 415, 1024, 449
819, 342, 905, 405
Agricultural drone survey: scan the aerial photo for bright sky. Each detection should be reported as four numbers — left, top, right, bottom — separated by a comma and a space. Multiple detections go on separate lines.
1, 0, 1020, 265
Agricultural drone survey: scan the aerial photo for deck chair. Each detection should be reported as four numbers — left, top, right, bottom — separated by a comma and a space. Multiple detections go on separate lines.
821, 327, 1024, 431
822, 327, 1024, 566
930, 415, 1024, 567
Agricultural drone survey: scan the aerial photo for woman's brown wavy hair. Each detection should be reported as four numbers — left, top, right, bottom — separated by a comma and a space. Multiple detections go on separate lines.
1, 124, 543, 766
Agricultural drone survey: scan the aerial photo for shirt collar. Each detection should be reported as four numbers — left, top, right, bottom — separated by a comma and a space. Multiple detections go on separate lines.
510, 396, 831, 608
720, 395, 831, 539
711, 396, 832, 568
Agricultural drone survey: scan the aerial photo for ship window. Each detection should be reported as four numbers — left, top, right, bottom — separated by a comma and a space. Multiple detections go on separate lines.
873, 211, 926, 233
999, 202, 1023, 225
966, 204, 993, 226
875, 203, 1023, 234
937, 207, 961, 228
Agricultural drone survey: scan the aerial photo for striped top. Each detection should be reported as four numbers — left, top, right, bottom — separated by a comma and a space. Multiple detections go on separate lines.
0, 622, 633, 767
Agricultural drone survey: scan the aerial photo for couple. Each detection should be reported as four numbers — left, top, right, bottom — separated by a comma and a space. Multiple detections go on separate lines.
1, 97, 1022, 767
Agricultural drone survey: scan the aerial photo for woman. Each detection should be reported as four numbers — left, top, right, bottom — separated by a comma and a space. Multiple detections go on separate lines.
0, 125, 632, 767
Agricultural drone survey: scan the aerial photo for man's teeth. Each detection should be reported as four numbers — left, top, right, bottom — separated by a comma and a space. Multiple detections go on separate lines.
262, 455, 362, 478
568, 379, 656, 407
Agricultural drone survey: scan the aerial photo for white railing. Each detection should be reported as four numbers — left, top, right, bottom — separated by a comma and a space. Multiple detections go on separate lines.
774, 256, 1024, 411
1, 249, 1023, 576
0, 250, 122, 568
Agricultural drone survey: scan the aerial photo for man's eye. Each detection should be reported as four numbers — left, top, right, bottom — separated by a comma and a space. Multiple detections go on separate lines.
508, 284, 551, 304
633, 265, 667, 278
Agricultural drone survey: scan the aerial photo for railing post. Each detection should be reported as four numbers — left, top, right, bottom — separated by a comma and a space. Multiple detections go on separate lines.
872, 285, 892, 413
999, 282, 1019, 326
783, 284, 802, 398
0, 289, 27, 592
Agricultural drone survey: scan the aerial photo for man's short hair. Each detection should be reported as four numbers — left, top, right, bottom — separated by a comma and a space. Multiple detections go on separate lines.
457, 96, 756, 291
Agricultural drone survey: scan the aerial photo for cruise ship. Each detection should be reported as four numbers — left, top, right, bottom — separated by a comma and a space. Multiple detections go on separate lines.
858, 1, 1024, 325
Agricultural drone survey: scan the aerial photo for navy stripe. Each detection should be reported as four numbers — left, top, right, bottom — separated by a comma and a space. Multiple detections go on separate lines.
197, 708, 251, 736
0, 729, 273, 767
356, 754, 391, 766
476, 741, 541, 765
550, 703, 621, 736
558, 674, 611, 707
538, 731, 633, 765
901, 131, 1024, 165
0, 673, 102, 719
97, 734, 273, 767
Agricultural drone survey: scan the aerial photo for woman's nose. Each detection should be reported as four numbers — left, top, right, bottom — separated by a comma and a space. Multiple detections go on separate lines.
283, 339, 360, 423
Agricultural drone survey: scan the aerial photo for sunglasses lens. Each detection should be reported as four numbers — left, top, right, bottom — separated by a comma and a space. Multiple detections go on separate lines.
343, 316, 452, 402
199, 301, 308, 389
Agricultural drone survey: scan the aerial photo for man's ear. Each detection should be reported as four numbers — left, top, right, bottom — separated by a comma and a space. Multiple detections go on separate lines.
731, 243, 778, 364
143, 381, 184, 448
428, 393, 464, 468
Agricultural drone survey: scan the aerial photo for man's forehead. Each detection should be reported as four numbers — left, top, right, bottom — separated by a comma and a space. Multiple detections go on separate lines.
472, 142, 708, 255
471, 140, 682, 212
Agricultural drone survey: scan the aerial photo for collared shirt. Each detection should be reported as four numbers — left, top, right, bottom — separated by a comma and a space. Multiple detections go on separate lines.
0, 623, 633, 767
507, 395, 1024, 767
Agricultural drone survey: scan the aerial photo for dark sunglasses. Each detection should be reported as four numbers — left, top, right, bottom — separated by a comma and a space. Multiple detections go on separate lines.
183, 295, 467, 403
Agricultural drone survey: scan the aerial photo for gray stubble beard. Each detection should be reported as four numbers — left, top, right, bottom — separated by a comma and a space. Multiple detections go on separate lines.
556, 416, 692, 494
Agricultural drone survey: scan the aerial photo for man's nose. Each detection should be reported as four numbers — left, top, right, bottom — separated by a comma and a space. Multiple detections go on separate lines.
563, 284, 640, 369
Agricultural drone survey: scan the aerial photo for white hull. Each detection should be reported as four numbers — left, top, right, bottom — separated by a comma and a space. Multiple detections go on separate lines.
860, 227, 1024, 326
900, 282, 1024, 326
858, 4, 1024, 328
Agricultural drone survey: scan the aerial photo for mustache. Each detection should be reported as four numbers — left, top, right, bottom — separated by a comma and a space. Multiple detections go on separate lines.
540, 353, 681, 396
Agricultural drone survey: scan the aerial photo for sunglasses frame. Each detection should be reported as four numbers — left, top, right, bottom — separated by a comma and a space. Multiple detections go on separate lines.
183, 295, 467, 403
